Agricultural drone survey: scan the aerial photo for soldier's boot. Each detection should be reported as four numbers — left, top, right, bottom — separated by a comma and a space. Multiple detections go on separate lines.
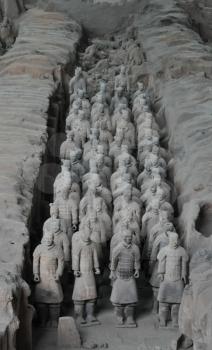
74, 301, 86, 325
125, 305, 137, 327
48, 304, 60, 328
171, 304, 180, 328
86, 300, 100, 325
36, 303, 48, 327
114, 305, 124, 326
159, 303, 169, 327
152, 288, 159, 314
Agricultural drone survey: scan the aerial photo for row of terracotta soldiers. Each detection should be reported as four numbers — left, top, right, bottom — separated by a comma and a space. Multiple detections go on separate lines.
32, 65, 189, 330
132, 83, 189, 328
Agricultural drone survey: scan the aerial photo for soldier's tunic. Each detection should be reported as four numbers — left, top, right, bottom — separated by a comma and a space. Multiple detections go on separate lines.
33, 244, 64, 304
110, 242, 140, 304
157, 246, 188, 304
72, 240, 99, 301
149, 233, 169, 288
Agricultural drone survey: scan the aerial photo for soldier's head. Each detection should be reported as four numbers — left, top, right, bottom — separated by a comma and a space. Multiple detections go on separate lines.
123, 231, 133, 245
159, 210, 169, 224
75, 67, 82, 78
152, 145, 160, 156
164, 222, 175, 233
41, 231, 54, 247
156, 187, 165, 201
100, 80, 106, 92
120, 65, 126, 75
168, 231, 179, 249
137, 81, 144, 91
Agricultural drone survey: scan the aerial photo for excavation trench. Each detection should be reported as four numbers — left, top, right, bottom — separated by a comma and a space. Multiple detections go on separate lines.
26, 23, 182, 349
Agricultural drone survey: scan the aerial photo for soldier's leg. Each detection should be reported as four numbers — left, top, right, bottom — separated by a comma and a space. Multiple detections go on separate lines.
48, 303, 61, 328
152, 287, 159, 314
171, 304, 180, 328
74, 301, 86, 324
113, 303, 124, 326
125, 303, 137, 327
159, 302, 169, 327
36, 303, 48, 327
86, 299, 100, 324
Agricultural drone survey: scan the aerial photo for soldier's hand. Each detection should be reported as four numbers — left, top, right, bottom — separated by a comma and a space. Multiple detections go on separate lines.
158, 273, 164, 282
109, 271, 116, 281
134, 270, 140, 279
34, 274, 40, 282
55, 273, 60, 281
95, 268, 101, 275
74, 270, 81, 277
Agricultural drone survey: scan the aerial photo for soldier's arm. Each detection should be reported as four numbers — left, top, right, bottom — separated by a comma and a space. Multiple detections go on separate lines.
134, 245, 141, 271
70, 200, 79, 226
93, 246, 100, 273
62, 234, 70, 262
181, 249, 189, 281
33, 246, 41, 277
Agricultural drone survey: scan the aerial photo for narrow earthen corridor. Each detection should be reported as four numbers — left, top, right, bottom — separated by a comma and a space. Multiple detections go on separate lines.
1, 1, 212, 350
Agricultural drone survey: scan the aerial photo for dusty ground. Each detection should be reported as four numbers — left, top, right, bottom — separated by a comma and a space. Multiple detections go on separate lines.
33, 284, 179, 350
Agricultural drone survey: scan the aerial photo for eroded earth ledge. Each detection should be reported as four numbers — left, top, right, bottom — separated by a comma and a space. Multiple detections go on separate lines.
135, 0, 212, 347
0, 8, 81, 348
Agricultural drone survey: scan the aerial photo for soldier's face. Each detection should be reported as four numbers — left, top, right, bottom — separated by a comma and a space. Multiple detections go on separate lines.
124, 234, 132, 245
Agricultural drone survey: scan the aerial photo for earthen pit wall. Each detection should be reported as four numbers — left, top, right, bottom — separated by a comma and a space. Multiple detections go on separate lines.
136, 0, 212, 345
0, 8, 81, 348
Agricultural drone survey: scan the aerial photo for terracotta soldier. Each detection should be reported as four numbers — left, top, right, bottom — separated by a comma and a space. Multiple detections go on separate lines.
71, 110, 90, 148
53, 160, 71, 200
66, 100, 81, 132
43, 203, 70, 264
33, 233, 64, 327
72, 228, 100, 326
110, 231, 140, 327
60, 131, 80, 161
110, 87, 128, 115
53, 185, 79, 243
114, 65, 130, 93
91, 80, 111, 106
157, 232, 188, 327
69, 67, 87, 103
149, 223, 176, 313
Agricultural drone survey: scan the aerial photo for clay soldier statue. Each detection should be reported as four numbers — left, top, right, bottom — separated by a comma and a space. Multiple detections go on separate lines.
33, 232, 64, 327
114, 65, 130, 94
72, 228, 100, 326
53, 185, 79, 243
157, 232, 188, 328
132, 82, 145, 101
43, 203, 70, 264
149, 222, 176, 314
91, 80, 111, 106
71, 109, 90, 148
69, 67, 87, 103
110, 87, 128, 115
110, 231, 140, 327
60, 131, 81, 161
53, 160, 71, 200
